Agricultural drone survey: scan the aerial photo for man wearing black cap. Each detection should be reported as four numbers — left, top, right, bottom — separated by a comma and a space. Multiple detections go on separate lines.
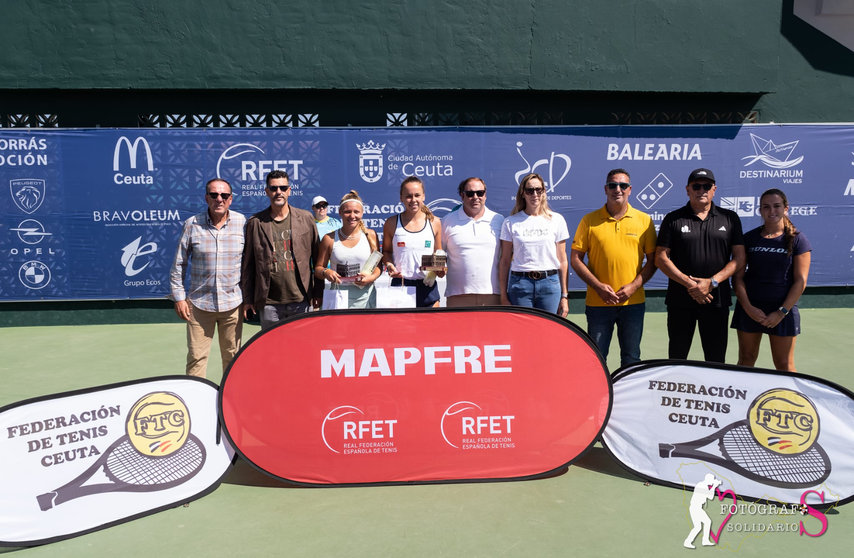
655, 168, 745, 363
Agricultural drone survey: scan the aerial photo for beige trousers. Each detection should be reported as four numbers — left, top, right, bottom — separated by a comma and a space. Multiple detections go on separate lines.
186, 303, 243, 377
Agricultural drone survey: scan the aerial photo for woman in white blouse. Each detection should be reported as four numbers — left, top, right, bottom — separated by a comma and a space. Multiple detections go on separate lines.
498, 173, 570, 317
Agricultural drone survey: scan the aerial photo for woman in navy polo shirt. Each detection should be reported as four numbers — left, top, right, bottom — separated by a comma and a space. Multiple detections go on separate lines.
731, 188, 812, 371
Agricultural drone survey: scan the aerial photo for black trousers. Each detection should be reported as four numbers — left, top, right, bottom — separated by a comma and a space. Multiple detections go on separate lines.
666, 305, 730, 363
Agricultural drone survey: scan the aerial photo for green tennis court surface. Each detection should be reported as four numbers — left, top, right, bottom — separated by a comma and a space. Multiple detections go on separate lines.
2, 309, 851, 557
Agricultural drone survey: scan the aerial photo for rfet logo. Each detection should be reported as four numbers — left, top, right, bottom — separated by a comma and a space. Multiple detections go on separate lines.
321, 405, 398, 455
441, 401, 516, 451
113, 136, 155, 185
215, 143, 303, 193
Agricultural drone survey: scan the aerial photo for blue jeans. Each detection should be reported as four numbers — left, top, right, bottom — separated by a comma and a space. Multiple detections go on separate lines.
508, 273, 561, 314
585, 303, 645, 367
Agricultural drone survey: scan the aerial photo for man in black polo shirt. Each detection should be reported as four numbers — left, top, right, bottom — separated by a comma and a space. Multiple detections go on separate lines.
655, 168, 745, 362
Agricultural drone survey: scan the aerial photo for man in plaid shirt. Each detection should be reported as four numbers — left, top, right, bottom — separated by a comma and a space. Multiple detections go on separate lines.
170, 178, 246, 377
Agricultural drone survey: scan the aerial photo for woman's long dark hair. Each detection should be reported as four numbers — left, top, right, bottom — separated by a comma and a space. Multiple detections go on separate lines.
760, 188, 798, 255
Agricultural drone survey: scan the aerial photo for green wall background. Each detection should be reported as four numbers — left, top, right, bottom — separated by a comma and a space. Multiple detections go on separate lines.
0, 0, 851, 125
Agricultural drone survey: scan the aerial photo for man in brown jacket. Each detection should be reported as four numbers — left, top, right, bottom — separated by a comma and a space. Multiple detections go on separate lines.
241, 170, 322, 330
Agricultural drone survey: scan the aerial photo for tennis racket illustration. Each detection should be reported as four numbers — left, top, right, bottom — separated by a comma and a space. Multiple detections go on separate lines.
37, 433, 206, 511
659, 420, 830, 488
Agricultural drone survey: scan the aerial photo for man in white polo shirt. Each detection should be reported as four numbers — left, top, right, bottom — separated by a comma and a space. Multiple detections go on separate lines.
441, 177, 504, 306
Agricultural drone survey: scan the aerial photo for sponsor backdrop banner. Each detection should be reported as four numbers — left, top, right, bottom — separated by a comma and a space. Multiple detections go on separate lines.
0, 377, 235, 546
601, 361, 854, 506
1, 125, 852, 301
220, 307, 611, 484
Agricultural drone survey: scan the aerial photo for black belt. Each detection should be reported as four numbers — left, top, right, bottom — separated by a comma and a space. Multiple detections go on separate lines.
511, 269, 558, 280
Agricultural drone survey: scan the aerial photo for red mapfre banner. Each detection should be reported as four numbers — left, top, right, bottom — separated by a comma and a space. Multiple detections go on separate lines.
220, 307, 611, 485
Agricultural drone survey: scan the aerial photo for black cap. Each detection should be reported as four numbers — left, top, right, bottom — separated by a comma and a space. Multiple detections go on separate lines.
688, 168, 716, 183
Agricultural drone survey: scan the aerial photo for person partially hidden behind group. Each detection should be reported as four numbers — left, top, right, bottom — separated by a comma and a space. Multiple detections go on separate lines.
498, 172, 570, 317
382, 176, 444, 307
731, 188, 811, 371
314, 190, 381, 308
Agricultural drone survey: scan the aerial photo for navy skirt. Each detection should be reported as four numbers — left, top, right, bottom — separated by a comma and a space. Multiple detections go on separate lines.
730, 300, 801, 336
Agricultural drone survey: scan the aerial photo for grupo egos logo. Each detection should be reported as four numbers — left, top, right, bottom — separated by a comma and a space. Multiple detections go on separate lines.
215, 143, 304, 196
514, 141, 572, 196
634, 172, 674, 211
120, 236, 158, 278
320, 405, 398, 455
112, 136, 155, 185
37, 391, 205, 511
440, 401, 516, 450
10, 178, 45, 214
357, 140, 386, 183
660, 388, 829, 489
18, 260, 51, 290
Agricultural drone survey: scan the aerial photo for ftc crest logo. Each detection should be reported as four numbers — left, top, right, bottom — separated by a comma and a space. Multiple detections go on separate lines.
357, 140, 386, 183
10, 179, 46, 214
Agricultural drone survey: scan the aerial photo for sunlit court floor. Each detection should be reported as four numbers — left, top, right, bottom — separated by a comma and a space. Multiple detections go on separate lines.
1, 309, 852, 557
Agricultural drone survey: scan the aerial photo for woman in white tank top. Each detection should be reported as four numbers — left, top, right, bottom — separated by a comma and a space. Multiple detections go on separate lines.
381, 176, 444, 307
315, 190, 381, 308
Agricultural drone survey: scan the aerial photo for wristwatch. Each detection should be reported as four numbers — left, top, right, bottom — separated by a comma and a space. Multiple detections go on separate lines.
778, 306, 790, 316
710, 278, 719, 289
561, 293, 569, 299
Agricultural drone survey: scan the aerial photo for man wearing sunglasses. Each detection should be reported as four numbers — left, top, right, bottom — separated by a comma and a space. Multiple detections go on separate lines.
170, 178, 246, 377
655, 168, 745, 363
241, 170, 322, 329
570, 169, 657, 367
441, 177, 504, 306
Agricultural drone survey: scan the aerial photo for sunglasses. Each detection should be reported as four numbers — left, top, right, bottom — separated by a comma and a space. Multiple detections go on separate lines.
464, 190, 486, 198
267, 185, 290, 192
313, 203, 329, 209
524, 187, 545, 195
207, 192, 232, 200
606, 182, 631, 190
690, 182, 714, 191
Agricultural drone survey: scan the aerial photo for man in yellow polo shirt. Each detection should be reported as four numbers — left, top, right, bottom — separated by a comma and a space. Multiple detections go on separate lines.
570, 168, 657, 367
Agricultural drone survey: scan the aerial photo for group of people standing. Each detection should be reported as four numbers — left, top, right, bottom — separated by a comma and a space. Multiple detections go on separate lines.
169, 167, 811, 380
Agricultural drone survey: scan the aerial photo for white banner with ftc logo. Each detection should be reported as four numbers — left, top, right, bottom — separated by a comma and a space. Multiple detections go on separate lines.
0, 376, 235, 546
602, 361, 854, 506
